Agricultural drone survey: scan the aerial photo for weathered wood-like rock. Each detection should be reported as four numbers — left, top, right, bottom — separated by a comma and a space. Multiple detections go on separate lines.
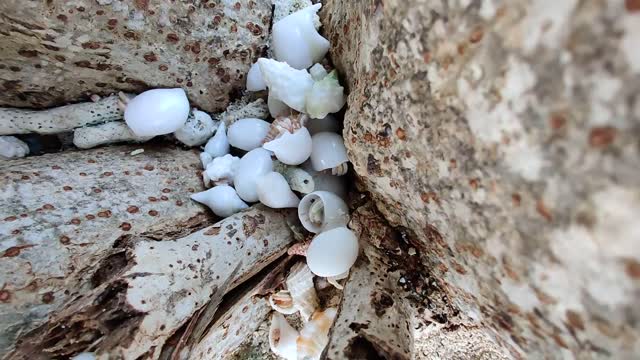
6, 206, 294, 360
0, 145, 210, 355
0, 0, 271, 112
322, 0, 640, 358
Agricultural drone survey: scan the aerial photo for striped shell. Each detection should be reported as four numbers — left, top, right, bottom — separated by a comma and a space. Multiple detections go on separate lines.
296, 308, 337, 360
286, 262, 319, 321
263, 113, 309, 143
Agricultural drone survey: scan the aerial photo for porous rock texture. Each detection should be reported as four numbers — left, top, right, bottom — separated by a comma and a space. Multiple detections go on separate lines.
0, 0, 271, 112
0, 145, 210, 354
322, 0, 640, 358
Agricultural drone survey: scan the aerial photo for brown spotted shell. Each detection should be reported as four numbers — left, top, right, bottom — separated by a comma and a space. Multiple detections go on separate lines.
263, 113, 309, 143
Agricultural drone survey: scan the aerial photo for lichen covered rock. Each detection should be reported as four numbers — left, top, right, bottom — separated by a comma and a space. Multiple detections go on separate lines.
322, 0, 640, 358
0, 0, 272, 112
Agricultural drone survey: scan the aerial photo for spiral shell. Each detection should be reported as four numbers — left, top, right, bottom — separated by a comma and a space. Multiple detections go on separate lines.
286, 262, 319, 321
269, 313, 299, 360
296, 308, 337, 360
298, 191, 349, 233
263, 114, 309, 143
269, 290, 297, 315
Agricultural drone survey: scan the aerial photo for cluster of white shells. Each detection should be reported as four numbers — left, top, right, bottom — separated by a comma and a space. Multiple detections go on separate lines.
121, 4, 354, 359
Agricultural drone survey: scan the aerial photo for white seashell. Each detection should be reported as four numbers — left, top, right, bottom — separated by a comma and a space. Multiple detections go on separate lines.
263, 127, 312, 165
301, 160, 347, 199
204, 121, 230, 158
227, 118, 270, 151
234, 148, 273, 202
256, 172, 300, 208
272, 4, 329, 70
71, 352, 96, 360
310, 132, 348, 174
200, 152, 213, 169
258, 58, 314, 112
124, 88, 190, 137
273, 160, 315, 194
174, 108, 216, 146
0, 136, 29, 158
309, 63, 328, 81
263, 114, 308, 143
296, 308, 338, 360
204, 154, 240, 185
286, 262, 319, 321
246, 61, 267, 91
305, 70, 346, 119
268, 93, 291, 118
298, 191, 349, 233
269, 290, 297, 315
306, 227, 359, 277
269, 313, 299, 360
306, 114, 340, 135
190, 185, 248, 217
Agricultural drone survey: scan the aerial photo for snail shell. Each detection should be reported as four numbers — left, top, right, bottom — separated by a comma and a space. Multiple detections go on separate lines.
263, 114, 308, 143
269, 290, 297, 315
199, 152, 213, 169
204, 154, 240, 185
204, 121, 230, 158
264, 127, 312, 166
298, 191, 349, 233
272, 4, 329, 70
296, 308, 337, 360
268, 93, 291, 118
246, 61, 267, 91
309, 63, 328, 81
227, 118, 270, 151
269, 313, 299, 360
234, 148, 273, 203
273, 160, 315, 194
306, 227, 359, 277
256, 172, 300, 208
258, 58, 313, 112
174, 108, 216, 146
286, 262, 320, 321
310, 132, 348, 176
124, 88, 190, 137
190, 185, 248, 217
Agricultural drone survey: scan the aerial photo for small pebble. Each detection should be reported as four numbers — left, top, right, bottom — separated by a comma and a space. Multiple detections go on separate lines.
408, 247, 416, 256
130, 149, 144, 156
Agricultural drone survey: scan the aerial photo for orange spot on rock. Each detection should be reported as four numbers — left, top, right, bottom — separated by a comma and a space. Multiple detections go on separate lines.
589, 127, 617, 147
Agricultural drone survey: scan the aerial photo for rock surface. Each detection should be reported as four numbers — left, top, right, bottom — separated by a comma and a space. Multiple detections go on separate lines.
0, 145, 210, 354
322, 0, 640, 358
0, 0, 271, 112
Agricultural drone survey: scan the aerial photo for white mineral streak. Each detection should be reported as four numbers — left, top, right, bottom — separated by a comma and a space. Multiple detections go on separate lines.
0, 94, 124, 135
73, 121, 153, 149
0, 136, 29, 158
